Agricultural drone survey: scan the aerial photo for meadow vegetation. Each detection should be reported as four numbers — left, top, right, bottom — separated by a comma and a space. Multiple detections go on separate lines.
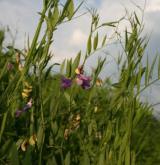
0, 0, 160, 164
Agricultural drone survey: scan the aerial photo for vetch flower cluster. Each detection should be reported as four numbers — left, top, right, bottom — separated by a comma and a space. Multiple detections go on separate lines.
75, 74, 92, 89
61, 65, 92, 90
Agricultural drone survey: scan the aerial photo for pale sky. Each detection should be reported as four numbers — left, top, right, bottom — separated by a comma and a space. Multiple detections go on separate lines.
0, 0, 160, 59
0, 0, 160, 114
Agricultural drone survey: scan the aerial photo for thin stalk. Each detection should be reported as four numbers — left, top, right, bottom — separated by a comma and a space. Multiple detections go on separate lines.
152, 102, 160, 107
0, 112, 8, 144
136, 78, 159, 97
38, 72, 45, 164
38, 131, 45, 165
26, 7, 47, 65
30, 108, 34, 135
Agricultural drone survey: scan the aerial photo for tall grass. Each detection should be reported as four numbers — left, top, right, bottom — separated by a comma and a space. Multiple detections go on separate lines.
0, 0, 160, 164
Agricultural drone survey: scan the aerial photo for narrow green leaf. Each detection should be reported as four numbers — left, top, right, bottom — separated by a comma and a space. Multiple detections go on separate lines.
45, 16, 52, 33
37, 123, 44, 150
47, 157, 58, 165
125, 146, 130, 165
134, 12, 140, 25
64, 152, 71, 165
80, 152, 90, 165
145, 56, 149, 86
149, 55, 157, 79
103, 121, 112, 144
102, 35, 107, 47
97, 151, 105, 165
137, 64, 142, 92
66, 59, 72, 77
72, 1, 83, 18
87, 34, 92, 55
64, 92, 76, 106
22, 146, 32, 165
10, 143, 19, 165
51, 121, 58, 136
67, 0, 74, 20
45, 63, 60, 79
60, 0, 73, 21
101, 21, 118, 27
131, 151, 136, 165
51, 4, 59, 27
60, 59, 66, 74
93, 32, 98, 50
0, 139, 12, 158
125, 29, 128, 51
71, 51, 81, 76
88, 123, 92, 136
158, 57, 160, 78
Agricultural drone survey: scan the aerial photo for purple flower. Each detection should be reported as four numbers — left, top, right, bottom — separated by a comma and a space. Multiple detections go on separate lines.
22, 99, 32, 112
61, 77, 72, 89
76, 74, 92, 89
15, 99, 32, 118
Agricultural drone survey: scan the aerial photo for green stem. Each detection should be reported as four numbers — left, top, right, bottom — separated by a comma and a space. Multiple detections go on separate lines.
30, 108, 34, 135
0, 112, 8, 144
38, 129, 45, 165
136, 78, 159, 97
25, 6, 47, 67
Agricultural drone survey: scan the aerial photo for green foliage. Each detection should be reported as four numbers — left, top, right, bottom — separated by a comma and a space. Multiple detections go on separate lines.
0, 1, 160, 165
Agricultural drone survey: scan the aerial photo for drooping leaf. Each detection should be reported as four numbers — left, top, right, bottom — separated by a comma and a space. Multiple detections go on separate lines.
45, 63, 60, 79
101, 21, 118, 27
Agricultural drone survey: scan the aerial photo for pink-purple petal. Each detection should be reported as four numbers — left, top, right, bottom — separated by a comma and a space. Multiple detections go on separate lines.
61, 77, 72, 89
76, 74, 92, 89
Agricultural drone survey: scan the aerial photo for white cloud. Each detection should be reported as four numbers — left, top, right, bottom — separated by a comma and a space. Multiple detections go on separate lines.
0, 0, 42, 48
70, 29, 87, 46
146, 0, 160, 12
52, 49, 75, 63
0, 0, 160, 63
